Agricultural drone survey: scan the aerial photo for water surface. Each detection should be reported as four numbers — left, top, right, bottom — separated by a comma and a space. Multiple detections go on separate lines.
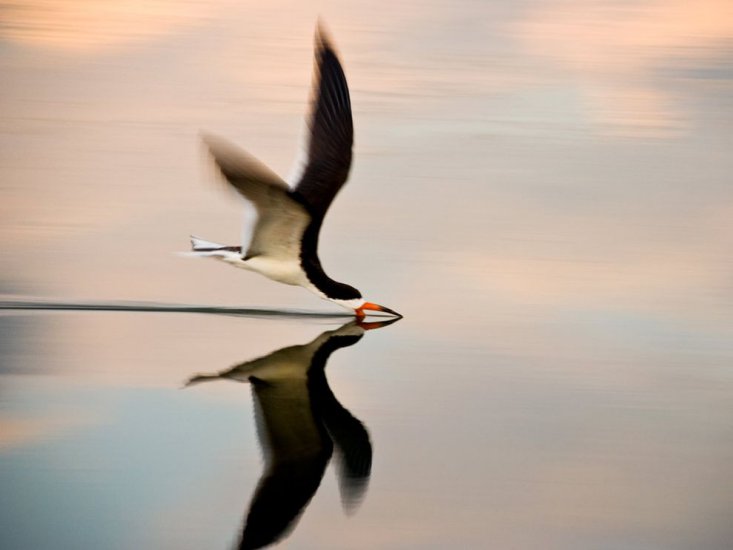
2, 1, 733, 548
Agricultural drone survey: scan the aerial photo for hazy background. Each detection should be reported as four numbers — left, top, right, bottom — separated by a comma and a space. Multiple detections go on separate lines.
1, 1, 732, 548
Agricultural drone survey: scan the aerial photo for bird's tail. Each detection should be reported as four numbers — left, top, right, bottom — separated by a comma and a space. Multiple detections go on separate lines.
178, 235, 242, 258
191, 235, 227, 251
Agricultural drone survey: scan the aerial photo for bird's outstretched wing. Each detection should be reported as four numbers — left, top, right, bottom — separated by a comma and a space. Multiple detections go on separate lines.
291, 25, 354, 219
202, 133, 310, 260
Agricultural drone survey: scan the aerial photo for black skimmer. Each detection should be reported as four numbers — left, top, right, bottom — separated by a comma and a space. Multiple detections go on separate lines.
189, 25, 400, 319
186, 318, 396, 549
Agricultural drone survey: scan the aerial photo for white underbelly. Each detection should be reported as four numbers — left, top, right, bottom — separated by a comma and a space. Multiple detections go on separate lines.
212, 252, 326, 298
242, 256, 307, 286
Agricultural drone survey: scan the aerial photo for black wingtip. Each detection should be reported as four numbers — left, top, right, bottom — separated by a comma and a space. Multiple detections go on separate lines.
184, 373, 220, 387
315, 19, 336, 56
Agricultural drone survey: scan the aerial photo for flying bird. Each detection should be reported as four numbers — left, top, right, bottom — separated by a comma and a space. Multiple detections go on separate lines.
188, 25, 400, 319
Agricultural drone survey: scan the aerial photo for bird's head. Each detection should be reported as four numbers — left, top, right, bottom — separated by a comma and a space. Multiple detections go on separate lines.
325, 282, 401, 319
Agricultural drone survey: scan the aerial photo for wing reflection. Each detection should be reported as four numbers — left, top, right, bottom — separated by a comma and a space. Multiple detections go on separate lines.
186, 318, 398, 549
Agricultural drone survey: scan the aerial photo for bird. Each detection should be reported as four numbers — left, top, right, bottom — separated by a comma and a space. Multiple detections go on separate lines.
186, 318, 397, 549
188, 25, 401, 320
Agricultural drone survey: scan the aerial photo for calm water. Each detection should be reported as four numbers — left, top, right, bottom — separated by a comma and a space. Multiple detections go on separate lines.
2, 1, 733, 548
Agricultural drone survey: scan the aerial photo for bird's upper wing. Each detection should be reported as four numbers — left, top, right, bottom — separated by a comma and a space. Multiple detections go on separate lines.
202, 133, 310, 260
291, 26, 353, 220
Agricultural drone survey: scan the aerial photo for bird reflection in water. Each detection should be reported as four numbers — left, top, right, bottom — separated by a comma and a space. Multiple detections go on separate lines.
186, 318, 398, 549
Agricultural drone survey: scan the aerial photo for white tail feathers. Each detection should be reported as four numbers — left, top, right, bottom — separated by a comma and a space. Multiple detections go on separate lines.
190, 235, 225, 251
179, 236, 244, 263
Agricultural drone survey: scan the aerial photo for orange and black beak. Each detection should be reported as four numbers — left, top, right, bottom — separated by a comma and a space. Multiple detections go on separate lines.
355, 302, 402, 319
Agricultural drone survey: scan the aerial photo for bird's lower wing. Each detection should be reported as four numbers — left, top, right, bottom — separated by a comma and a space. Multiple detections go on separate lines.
247, 197, 310, 261
202, 133, 311, 260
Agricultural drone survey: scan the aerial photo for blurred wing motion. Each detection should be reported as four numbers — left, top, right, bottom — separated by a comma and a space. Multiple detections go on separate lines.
201, 133, 310, 260
291, 25, 354, 220
201, 26, 352, 266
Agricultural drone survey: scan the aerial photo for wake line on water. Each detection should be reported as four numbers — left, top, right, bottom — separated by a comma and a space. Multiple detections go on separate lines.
0, 299, 353, 319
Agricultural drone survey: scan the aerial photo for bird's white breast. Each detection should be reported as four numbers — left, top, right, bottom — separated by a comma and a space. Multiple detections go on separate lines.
242, 256, 308, 287
210, 251, 343, 304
